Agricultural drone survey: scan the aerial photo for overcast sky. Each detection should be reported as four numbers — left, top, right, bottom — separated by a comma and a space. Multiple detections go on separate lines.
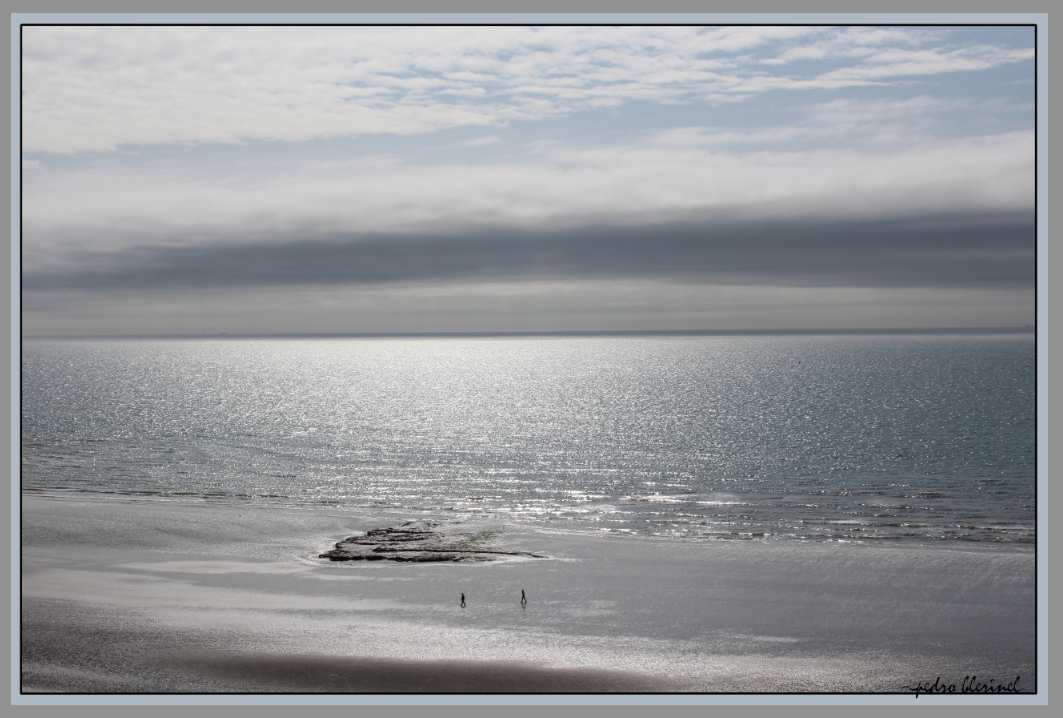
20, 24, 1035, 335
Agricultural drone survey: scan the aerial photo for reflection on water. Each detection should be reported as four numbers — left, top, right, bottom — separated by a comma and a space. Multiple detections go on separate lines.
22, 335, 1034, 546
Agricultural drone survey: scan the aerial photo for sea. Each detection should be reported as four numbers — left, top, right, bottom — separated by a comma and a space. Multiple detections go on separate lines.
20, 334, 1036, 548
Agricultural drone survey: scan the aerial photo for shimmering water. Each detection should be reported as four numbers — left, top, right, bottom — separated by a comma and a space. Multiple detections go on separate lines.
21, 335, 1035, 546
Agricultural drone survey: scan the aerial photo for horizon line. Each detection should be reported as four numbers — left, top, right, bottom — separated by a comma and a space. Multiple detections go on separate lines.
22, 326, 1036, 340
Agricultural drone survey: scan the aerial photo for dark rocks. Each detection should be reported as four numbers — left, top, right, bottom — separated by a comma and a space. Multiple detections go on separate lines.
319, 520, 546, 563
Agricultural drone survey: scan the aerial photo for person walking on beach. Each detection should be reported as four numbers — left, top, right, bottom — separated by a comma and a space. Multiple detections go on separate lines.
521, 590, 527, 605
460, 592, 466, 608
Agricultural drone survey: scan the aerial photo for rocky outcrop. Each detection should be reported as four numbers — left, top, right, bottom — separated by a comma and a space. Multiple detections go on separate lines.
319, 521, 546, 562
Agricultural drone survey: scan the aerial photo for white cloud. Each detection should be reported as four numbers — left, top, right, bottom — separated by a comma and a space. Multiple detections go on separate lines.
461, 136, 502, 147
22, 129, 1034, 272
817, 45, 1035, 84
22, 26, 1032, 154
651, 94, 979, 149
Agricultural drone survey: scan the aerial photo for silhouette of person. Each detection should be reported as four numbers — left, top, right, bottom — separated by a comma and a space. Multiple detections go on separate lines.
521, 590, 527, 604
460, 592, 466, 608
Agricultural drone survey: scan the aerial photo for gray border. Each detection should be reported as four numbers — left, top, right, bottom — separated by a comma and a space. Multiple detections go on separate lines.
8, 9, 1050, 709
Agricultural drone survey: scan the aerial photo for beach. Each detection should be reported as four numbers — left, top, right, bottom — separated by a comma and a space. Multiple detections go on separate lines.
19, 17, 1042, 702
20, 495, 1036, 694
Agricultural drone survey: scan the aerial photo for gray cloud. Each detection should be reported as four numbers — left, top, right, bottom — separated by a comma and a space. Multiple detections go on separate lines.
22, 211, 1033, 296
22, 130, 1033, 267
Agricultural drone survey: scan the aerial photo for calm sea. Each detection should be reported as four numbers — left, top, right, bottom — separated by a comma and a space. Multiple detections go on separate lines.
21, 335, 1035, 547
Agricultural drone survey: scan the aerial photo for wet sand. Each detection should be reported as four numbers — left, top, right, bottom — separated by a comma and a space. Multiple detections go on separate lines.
20, 495, 1037, 694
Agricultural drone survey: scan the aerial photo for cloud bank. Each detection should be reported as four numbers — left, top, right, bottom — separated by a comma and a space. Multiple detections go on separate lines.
23, 130, 1033, 271
23, 210, 1033, 296
20, 24, 1036, 334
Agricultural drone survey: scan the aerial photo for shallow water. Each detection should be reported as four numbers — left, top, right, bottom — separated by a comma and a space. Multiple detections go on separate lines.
21, 335, 1035, 546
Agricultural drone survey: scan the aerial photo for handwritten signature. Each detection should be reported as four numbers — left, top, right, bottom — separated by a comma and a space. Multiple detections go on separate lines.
903, 675, 1027, 698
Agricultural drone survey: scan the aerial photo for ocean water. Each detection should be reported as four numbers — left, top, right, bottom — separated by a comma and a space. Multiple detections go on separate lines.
21, 335, 1035, 547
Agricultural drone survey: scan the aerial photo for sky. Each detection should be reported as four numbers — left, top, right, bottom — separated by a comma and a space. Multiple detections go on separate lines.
20, 24, 1036, 335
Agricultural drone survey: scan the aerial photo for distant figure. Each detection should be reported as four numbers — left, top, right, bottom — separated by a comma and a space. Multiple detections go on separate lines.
521, 590, 527, 605
460, 592, 466, 608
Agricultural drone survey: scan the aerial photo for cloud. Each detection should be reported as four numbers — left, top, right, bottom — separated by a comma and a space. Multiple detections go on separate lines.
22, 26, 1033, 154
22, 130, 1034, 273
21, 210, 1034, 297
461, 136, 502, 147
21, 280, 1035, 336
815, 45, 1035, 84
652, 95, 959, 148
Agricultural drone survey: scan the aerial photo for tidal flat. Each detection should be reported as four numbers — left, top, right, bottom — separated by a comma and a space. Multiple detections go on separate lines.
20, 495, 1035, 694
